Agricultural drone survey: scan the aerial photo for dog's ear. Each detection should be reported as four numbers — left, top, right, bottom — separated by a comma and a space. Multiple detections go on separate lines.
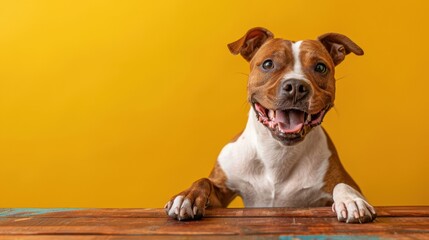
318, 33, 364, 66
228, 27, 274, 62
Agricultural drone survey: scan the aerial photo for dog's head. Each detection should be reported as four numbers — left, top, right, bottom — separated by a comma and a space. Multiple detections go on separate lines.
228, 27, 363, 145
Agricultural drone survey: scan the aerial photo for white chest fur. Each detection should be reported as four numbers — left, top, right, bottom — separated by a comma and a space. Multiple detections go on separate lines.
218, 110, 333, 207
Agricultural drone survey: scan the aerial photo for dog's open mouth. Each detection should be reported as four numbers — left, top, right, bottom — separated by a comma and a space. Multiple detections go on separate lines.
253, 102, 330, 142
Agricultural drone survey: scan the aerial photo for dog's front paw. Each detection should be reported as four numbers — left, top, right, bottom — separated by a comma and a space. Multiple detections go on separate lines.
165, 191, 208, 221
332, 197, 376, 223
332, 183, 377, 223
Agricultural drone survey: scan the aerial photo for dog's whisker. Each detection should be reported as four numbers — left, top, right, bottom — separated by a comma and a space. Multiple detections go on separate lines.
332, 106, 340, 116
236, 72, 249, 77
336, 76, 347, 82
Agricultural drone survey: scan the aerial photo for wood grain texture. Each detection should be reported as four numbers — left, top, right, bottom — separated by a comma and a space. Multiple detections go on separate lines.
0, 207, 427, 239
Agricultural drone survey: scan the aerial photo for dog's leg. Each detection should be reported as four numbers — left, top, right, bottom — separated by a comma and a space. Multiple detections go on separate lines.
322, 131, 377, 223
332, 183, 377, 223
165, 164, 236, 221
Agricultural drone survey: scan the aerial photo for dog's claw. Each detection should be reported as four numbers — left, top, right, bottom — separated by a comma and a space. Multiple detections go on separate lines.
164, 201, 172, 211
193, 206, 198, 216
341, 210, 347, 219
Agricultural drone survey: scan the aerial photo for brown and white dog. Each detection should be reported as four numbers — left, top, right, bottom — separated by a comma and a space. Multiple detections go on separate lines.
165, 27, 377, 223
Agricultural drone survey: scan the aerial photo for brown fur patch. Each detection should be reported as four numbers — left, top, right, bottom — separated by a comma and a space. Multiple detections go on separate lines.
322, 128, 361, 196
247, 39, 295, 109
299, 40, 336, 114
208, 163, 237, 207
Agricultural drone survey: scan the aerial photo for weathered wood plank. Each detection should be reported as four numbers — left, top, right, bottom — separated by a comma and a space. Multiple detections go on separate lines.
0, 236, 425, 240
0, 216, 428, 235
0, 233, 426, 239
0, 235, 422, 240
0, 206, 427, 218
0, 236, 281, 240
0, 207, 427, 239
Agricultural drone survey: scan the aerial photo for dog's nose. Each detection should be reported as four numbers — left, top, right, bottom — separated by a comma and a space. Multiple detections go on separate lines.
281, 79, 311, 102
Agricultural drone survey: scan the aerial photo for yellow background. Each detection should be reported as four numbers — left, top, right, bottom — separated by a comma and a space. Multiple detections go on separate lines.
0, 0, 428, 208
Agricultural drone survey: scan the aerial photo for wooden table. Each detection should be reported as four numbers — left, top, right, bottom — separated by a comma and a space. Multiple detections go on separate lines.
0, 206, 428, 239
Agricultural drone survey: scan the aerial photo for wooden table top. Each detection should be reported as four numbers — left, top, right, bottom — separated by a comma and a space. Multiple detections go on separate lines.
0, 206, 428, 239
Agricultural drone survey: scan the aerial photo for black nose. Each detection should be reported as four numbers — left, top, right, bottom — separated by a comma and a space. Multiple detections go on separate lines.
281, 79, 311, 102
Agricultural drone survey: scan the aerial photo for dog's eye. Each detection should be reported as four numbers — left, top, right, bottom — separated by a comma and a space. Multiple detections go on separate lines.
315, 63, 328, 74
262, 59, 274, 70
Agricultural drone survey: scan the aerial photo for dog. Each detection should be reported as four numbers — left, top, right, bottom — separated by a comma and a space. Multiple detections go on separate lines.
165, 27, 376, 223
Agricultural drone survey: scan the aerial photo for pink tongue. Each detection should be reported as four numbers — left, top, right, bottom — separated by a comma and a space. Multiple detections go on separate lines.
275, 110, 305, 133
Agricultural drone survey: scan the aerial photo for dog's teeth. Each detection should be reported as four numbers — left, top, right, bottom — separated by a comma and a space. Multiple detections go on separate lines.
268, 110, 275, 120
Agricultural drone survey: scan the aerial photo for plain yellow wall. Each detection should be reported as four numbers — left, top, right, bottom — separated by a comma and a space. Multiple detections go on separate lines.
0, 0, 428, 208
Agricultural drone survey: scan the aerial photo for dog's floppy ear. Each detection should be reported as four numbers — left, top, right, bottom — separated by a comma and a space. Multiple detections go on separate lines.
228, 27, 274, 62
318, 33, 364, 66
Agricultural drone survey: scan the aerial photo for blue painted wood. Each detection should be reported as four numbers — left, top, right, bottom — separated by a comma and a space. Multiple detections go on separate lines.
0, 208, 82, 217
